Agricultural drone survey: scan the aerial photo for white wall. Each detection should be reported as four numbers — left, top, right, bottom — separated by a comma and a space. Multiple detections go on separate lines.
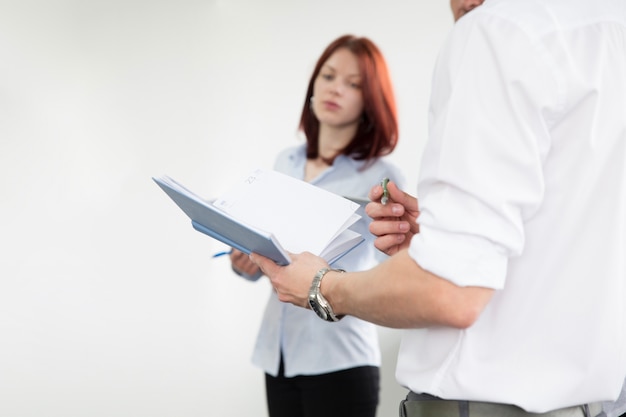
0, 1, 453, 416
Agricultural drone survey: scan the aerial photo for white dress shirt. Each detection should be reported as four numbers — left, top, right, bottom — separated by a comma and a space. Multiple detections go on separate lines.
402, 0, 626, 412
250, 144, 404, 377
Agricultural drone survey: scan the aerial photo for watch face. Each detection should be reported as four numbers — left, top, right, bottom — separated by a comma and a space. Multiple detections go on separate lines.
309, 297, 328, 321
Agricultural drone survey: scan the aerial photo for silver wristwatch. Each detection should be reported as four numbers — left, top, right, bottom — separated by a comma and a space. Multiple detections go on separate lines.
308, 267, 345, 322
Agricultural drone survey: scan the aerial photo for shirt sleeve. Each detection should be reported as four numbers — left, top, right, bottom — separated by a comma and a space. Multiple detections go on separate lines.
409, 10, 561, 289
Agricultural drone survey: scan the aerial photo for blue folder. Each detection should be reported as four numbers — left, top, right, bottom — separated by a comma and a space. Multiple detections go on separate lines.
153, 176, 291, 265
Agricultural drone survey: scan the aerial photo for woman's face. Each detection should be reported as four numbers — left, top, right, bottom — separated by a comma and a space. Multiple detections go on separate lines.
311, 48, 364, 130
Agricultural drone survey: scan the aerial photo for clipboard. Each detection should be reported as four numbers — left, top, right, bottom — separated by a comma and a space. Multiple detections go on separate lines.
153, 169, 365, 266
153, 175, 291, 265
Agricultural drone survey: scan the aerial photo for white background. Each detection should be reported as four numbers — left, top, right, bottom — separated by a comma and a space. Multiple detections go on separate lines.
0, 1, 454, 416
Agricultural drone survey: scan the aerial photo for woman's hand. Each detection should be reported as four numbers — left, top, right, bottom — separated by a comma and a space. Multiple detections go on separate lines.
230, 249, 261, 276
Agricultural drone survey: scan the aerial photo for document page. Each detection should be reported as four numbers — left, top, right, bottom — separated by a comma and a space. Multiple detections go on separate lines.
153, 174, 292, 264
212, 168, 361, 257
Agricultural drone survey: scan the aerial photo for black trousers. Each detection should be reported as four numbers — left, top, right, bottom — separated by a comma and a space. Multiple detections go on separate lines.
265, 355, 380, 417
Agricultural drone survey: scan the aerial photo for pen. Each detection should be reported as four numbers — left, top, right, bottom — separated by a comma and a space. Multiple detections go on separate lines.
381, 177, 390, 205
212, 250, 232, 258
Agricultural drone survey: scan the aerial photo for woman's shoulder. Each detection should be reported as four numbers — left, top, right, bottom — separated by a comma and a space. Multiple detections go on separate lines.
357, 157, 406, 186
274, 145, 306, 175
370, 156, 403, 173
274, 144, 306, 169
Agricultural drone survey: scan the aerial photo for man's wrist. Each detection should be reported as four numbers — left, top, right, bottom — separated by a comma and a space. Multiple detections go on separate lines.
308, 267, 345, 322
319, 269, 342, 314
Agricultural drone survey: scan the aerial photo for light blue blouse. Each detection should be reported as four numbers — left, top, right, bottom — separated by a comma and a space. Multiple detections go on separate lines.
248, 144, 405, 377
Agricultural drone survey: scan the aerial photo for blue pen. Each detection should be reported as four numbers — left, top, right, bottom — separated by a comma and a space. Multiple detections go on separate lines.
212, 250, 232, 258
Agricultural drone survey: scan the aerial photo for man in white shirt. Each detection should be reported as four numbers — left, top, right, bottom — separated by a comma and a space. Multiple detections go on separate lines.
251, 0, 626, 415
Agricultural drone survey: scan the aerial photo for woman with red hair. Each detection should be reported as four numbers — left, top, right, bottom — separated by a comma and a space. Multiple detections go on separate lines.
230, 34, 404, 417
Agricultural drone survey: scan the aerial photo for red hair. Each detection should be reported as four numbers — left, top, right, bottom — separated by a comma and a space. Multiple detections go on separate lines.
299, 34, 399, 162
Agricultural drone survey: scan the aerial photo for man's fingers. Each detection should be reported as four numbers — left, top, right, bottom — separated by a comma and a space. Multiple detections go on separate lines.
387, 181, 419, 213
368, 183, 384, 201
374, 234, 406, 255
249, 253, 276, 277
365, 201, 405, 220
369, 218, 410, 237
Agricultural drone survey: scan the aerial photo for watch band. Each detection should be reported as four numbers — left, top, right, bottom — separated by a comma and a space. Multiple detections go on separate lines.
308, 267, 345, 322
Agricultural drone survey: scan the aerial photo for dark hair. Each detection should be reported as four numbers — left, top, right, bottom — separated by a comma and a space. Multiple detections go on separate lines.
299, 34, 399, 162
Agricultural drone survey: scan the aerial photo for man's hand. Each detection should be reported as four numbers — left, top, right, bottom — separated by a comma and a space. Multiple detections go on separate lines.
250, 252, 329, 308
366, 180, 420, 255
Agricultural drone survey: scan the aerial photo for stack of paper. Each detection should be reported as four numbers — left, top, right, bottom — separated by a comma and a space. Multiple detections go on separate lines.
153, 168, 364, 265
